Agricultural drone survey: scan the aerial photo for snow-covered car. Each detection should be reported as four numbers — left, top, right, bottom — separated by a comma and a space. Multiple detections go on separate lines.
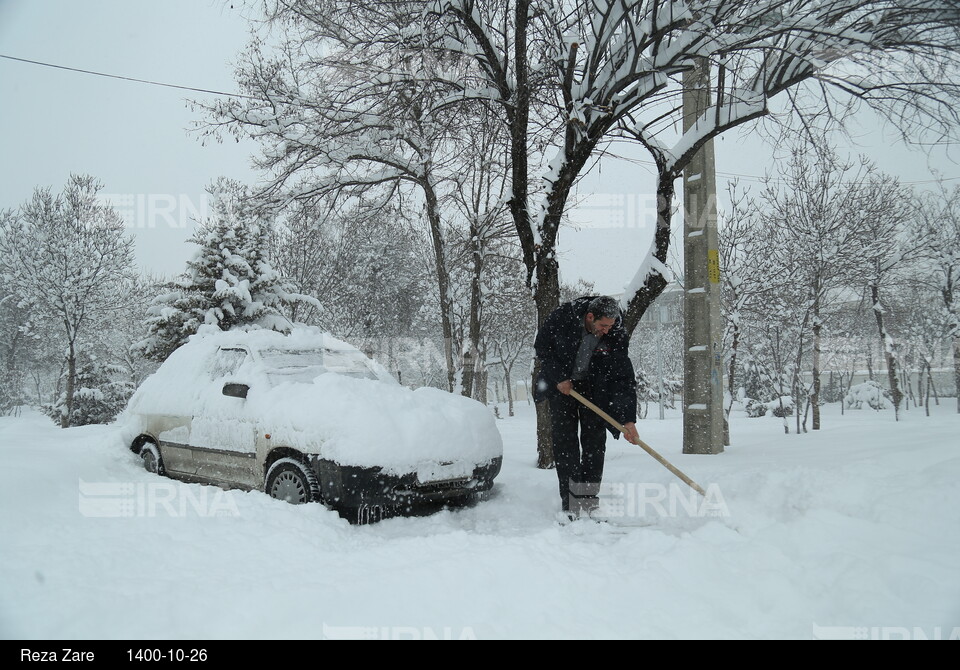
118, 327, 503, 523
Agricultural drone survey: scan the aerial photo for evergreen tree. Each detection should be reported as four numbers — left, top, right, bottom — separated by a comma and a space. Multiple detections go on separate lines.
137, 179, 320, 361
42, 353, 134, 426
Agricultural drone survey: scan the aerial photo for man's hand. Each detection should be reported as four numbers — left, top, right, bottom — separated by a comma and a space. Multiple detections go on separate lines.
622, 422, 640, 445
557, 380, 573, 395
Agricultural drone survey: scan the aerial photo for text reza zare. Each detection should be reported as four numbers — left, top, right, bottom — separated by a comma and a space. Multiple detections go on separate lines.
20, 650, 94, 662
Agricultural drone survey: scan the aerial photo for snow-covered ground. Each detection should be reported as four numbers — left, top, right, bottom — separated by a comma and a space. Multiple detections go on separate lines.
1, 399, 958, 640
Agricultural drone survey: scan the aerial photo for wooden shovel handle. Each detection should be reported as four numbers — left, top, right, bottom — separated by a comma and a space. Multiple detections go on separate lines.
569, 389, 707, 497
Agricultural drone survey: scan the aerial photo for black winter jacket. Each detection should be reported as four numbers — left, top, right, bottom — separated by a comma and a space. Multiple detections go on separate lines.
533, 296, 638, 436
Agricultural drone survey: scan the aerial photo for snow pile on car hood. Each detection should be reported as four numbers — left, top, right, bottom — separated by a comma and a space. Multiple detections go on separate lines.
249, 373, 503, 473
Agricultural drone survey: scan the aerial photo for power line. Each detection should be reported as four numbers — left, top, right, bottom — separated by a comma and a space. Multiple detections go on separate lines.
0, 53, 257, 100
3, 53, 957, 186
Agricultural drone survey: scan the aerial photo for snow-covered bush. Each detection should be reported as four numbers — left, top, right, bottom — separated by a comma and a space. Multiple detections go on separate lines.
844, 380, 892, 410
745, 399, 768, 418
768, 396, 794, 417
43, 358, 134, 426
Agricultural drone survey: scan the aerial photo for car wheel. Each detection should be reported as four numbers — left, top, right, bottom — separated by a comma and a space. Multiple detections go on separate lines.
265, 458, 320, 504
140, 442, 165, 476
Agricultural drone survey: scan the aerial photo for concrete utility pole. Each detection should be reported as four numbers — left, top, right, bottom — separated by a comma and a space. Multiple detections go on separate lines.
681, 57, 724, 455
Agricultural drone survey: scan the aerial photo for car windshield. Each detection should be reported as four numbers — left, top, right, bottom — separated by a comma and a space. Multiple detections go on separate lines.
259, 348, 377, 384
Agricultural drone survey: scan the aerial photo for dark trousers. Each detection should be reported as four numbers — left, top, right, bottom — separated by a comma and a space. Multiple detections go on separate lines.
548, 382, 607, 511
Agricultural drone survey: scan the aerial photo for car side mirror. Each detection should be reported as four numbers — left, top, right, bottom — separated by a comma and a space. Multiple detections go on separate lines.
222, 383, 249, 399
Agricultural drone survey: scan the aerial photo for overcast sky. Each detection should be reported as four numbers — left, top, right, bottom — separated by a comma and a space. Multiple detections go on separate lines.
0, 0, 258, 277
2, 1, 957, 292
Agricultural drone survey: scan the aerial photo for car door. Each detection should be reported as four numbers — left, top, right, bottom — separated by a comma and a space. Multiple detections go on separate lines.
154, 418, 196, 477
188, 346, 260, 489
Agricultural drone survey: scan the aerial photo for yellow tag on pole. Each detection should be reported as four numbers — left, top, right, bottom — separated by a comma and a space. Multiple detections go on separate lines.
708, 249, 720, 283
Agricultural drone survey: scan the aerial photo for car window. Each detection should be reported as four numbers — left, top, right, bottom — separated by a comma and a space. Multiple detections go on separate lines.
207, 347, 248, 380
321, 348, 378, 379
259, 347, 377, 383
260, 349, 325, 370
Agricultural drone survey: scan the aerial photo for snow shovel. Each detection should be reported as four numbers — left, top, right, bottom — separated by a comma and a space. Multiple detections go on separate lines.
569, 389, 707, 497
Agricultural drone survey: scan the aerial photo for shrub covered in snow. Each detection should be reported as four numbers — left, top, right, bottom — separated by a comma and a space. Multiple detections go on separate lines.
745, 399, 768, 418
770, 397, 794, 418
844, 380, 892, 410
43, 358, 134, 426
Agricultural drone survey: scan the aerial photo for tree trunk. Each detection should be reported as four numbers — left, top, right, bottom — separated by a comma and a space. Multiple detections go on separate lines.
812, 310, 822, 430
32, 370, 43, 407
461, 349, 474, 398
532, 254, 562, 466
842, 365, 857, 416
954, 336, 960, 414
916, 364, 925, 410
792, 320, 807, 434
501, 0, 553, 465
871, 283, 902, 420
504, 367, 514, 417
724, 317, 740, 445
507, 0, 533, 285
535, 368, 554, 469
623, 173, 675, 334
477, 366, 488, 404
461, 222, 484, 399
422, 181, 456, 393
840, 371, 849, 415
62, 340, 76, 429
796, 382, 803, 434
902, 368, 913, 410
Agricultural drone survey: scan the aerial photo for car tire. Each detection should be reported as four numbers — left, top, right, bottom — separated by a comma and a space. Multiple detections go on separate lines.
140, 442, 165, 476
265, 458, 320, 504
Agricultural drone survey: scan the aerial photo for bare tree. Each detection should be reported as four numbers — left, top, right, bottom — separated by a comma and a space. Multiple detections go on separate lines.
0, 175, 136, 427
419, 0, 960, 325
0, 282, 37, 415
484, 245, 538, 416
757, 147, 882, 429
197, 5, 472, 391
850, 171, 920, 421
719, 181, 786, 428
203, 0, 960, 460
270, 197, 353, 328
446, 110, 516, 400
913, 183, 960, 412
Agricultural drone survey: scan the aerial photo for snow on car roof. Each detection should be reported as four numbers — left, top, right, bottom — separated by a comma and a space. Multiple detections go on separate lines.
194, 324, 361, 353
